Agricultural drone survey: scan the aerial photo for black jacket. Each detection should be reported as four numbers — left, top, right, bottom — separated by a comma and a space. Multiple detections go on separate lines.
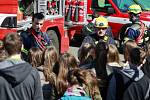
107, 65, 150, 100
0, 59, 43, 100
142, 56, 150, 78
123, 75, 150, 100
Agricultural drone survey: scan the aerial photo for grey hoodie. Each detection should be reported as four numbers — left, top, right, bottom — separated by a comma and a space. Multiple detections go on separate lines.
0, 59, 43, 100
121, 63, 144, 81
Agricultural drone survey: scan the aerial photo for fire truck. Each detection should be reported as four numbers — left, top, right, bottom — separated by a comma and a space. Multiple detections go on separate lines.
0, 0, 150, 53
0, 0, 77, 53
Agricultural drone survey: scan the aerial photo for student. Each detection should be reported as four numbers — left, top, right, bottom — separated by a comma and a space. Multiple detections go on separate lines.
43, 46, 58, 100
106, 44, 122, 76
61, 68, 102, 100
123, 40, 137, 66
28, 47, 44, 68
78, 42, 96, 73
0, 32, 43, 100
50, 52, 78, 100
107, 47, 150, 100
43, 46, 58, 82
0, 40, 8, 61
142, 42, 150, 78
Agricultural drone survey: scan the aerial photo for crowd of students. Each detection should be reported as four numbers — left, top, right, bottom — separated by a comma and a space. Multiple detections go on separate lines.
0, 32, 150, 100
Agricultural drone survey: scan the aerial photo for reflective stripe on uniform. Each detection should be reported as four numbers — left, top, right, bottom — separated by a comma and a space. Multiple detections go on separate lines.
95, 41, 98, 44
104, 36, 109, 42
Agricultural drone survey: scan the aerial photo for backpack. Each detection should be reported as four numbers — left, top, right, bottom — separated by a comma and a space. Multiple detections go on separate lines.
119, 23, 132, 43
124, 22, 148, 44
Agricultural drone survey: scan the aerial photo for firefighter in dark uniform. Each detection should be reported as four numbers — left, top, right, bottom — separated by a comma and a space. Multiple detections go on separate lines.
81, 16, 115, 47
124, 4, 149, 47
21, 13, 51, 61
79, 16, 115, 59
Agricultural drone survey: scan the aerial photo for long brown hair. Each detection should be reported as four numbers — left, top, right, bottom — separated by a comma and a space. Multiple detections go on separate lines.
124, 40, 137, 62
43, 46, 58, 82
68, 68, 101, 99
78, 43, 95, 65
145, 41, 150, 56
28, 47, 44, 67
55, 52, 78, 96
107, 44, 120, 64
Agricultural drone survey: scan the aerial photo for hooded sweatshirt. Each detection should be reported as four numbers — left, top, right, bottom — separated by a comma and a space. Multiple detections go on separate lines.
107, 64, 150, 100
0, 58, 43, 100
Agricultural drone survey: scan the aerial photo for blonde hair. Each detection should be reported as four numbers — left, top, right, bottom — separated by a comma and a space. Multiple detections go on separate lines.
107, 44, 120, 64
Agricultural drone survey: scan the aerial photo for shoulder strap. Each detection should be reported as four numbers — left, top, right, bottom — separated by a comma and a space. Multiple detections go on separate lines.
28, 28, 46, 51
135, 21, 146, 44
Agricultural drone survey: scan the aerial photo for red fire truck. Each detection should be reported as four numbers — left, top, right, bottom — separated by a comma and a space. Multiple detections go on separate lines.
0, 0, 74, 53
0, 0, 150, 53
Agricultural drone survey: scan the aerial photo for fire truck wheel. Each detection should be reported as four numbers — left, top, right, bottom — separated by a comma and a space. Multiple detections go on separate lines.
47, 30, 59, 53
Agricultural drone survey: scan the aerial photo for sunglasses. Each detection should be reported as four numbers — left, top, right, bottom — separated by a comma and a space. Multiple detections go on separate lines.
96, 27, 107, 30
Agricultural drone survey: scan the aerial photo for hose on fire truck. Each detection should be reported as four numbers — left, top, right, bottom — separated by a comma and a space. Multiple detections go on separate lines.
74, 0, 79, 22
66, 0, 72, 21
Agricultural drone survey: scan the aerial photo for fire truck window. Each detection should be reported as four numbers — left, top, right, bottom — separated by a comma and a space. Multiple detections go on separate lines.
1, 17, 10, 28
91, 0, 112, 12
98, 0, 105, 7
12, 17, 17, 28
112, 0, 134, 12
1, 17, 17, 28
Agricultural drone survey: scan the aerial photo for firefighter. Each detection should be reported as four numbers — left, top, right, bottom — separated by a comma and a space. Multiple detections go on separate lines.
79, 16, 115, 59
21, 13, 51, 61
123, 4, 149, 47
81, 16, 115, 47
